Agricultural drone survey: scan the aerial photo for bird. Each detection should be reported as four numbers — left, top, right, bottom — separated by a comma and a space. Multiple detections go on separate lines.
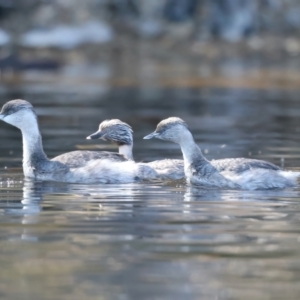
143, 117, 299, 190
0, 99, 157, 184
87, 119, 185, 180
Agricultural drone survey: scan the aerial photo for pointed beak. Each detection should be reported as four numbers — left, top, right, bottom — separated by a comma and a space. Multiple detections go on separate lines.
143, 132, 159, 140
86, 131, 103, 140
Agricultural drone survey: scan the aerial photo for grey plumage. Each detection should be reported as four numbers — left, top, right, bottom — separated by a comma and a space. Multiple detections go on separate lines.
211, 158, 280, 174
145, 118, 280, 174
88, 119, 133, 146
145, 159, 184, 180
88, 119, 186, 180
0, 100, 151, 184
144, 117, 298, 190
155, 117, 188, 133
0, 99, 35, 116
52, 150, 127, 168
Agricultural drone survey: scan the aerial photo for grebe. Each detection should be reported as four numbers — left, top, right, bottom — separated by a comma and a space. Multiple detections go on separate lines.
143, 117, 298, 190
0, 100, 157, 184
87, 119, 184, 180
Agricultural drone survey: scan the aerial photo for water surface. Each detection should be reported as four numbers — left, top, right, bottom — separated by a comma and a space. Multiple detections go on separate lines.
0, 87, 300, 299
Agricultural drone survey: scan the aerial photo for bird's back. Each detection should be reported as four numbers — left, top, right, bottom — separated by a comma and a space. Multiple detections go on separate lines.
211, 158, 280, 174
51, 150, 127, 168
146, 159, 184, 180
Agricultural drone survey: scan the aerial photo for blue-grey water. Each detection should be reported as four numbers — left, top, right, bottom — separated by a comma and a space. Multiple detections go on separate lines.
0, 87, 300, 300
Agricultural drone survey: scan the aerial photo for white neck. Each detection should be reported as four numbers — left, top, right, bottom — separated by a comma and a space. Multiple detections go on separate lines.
178, 130, 205, 165
119, 144, 133, 160
21, 121, 48, 174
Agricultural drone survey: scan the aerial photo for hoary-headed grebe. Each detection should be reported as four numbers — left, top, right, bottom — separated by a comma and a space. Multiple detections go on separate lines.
87, 119, 184, 180
0, 100, 157, 184
143, 117, 298, 190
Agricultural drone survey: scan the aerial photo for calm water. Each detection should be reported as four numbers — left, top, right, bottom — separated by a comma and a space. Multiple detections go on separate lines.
0, 87, 300, 299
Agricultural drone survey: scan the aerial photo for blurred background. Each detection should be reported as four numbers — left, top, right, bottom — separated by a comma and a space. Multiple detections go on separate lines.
0, 0, 300, 166
0, 0, 299, 88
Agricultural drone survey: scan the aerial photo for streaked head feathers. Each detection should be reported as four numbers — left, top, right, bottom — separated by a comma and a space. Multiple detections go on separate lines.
87, 119, 133, 146
0, 99, 35, 117
143, 117, 189, 142
155, 117, 188, 133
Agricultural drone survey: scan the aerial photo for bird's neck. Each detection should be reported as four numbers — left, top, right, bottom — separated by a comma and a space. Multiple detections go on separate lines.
119, 144, 133, 160
179, 130, 208, 166
21, 123, 49, 175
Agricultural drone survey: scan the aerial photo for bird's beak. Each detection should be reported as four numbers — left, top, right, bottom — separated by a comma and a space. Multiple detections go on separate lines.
0, 114, 5, 120
86, 131, 103, 140
143, 132, 159, 140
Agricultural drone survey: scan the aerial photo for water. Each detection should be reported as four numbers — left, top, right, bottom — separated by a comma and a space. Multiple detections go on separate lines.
0, 87, 300, 299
